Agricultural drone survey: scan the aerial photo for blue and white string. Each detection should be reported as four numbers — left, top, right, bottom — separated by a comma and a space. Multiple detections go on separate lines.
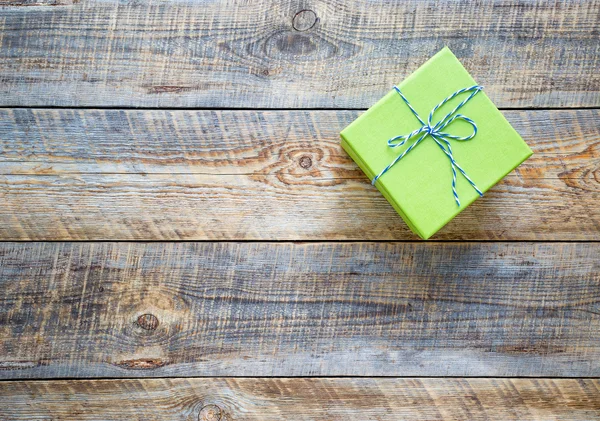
371, 85, 484, 206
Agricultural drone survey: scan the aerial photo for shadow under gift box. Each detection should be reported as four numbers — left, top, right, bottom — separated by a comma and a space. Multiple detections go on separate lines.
340, 47, 533, 240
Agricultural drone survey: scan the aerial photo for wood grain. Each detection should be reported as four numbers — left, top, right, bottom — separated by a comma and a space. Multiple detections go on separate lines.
1, 242, 599, 379
1, 378, 599, 420
0, 0, 598, 108
0, 109, 598, 240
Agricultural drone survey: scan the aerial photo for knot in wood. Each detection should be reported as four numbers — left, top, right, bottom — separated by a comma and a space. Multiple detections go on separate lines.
299, 155, 313, 169
136, 313, 159, 331
292, 9, 318, 31
199, 404, 222, 421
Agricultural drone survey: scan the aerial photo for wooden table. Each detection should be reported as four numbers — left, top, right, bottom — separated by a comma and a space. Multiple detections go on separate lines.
0, 0, 599, 419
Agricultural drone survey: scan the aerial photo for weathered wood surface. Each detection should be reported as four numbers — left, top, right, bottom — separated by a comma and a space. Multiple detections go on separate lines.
0, 0, 598, 108
1, 378, 599, 420
1, 242, 599, 379
0, 109, 597, 240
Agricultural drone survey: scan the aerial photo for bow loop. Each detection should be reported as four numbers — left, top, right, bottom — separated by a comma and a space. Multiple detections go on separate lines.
371, 85, 484, 207
436, 114, 478, 141
427, 85, 483, 129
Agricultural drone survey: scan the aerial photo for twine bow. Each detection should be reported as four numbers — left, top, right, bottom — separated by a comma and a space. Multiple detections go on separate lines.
371, 85, 484, 206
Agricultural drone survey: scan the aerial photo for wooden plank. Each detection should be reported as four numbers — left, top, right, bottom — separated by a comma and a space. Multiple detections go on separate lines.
1, 242, 599, 379
0, 0, 598, 108
1, 378, 599, 420
0, 109, 598, 240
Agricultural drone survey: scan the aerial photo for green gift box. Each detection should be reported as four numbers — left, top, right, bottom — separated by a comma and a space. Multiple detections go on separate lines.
340, 47, 533, 239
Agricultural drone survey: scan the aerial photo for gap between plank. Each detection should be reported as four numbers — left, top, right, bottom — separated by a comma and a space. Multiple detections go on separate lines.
2, 375, 600, 383
1, 106, 599, 111
0, 240, 599, 244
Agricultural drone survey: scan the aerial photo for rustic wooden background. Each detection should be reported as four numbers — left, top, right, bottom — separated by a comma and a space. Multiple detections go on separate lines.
0, 0, 599, 419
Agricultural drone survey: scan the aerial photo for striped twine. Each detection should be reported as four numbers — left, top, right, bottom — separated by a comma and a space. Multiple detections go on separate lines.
371, 85, 484, 206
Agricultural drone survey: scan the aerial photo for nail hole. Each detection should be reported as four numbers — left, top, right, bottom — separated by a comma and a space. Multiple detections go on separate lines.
292, 9, 318, 31
136, 314, 159, 331
299, 155, 313, 169
199, 404, 222, 421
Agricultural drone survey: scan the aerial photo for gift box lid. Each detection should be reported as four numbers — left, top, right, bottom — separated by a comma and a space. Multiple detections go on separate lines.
340, 47, 533, 239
